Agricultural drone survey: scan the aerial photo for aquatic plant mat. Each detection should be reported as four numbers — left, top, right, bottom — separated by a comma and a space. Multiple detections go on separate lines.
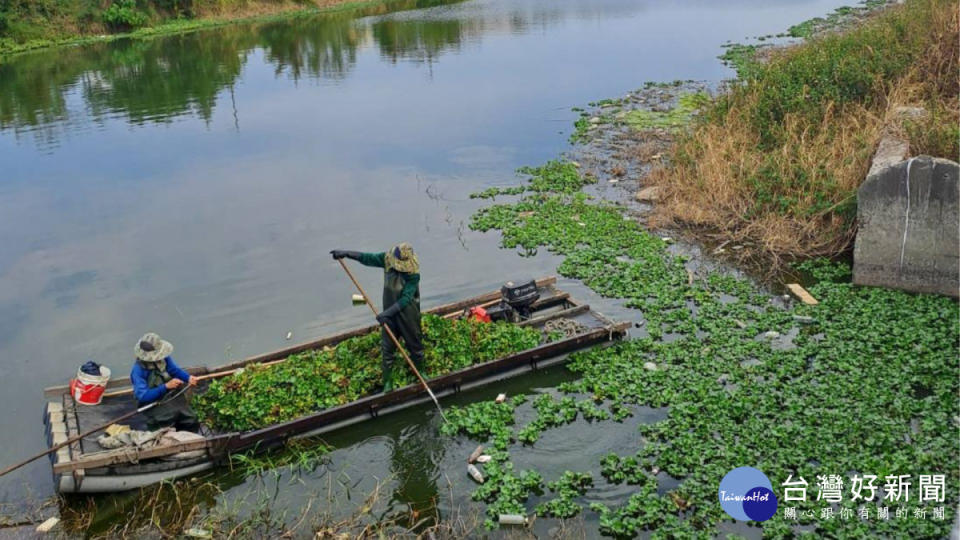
451, 157, 959, 535
192, 314, 543, 431
648, 0, 959, 261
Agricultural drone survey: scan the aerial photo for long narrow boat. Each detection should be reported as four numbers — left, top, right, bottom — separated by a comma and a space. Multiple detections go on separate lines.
42, 277, 628, 493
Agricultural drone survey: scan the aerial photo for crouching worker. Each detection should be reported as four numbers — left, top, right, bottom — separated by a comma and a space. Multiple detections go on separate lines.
331, 243, 423, 392
131, 332, 200, 432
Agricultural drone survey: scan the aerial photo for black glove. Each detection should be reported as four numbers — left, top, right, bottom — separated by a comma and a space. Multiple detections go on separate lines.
331, 250, 361, 260
376, 303, 401, 324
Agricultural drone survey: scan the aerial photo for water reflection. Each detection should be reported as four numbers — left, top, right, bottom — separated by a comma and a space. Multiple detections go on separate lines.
373, 18, 465, 64
0, 0, 482, 144
259, 15, 362, 81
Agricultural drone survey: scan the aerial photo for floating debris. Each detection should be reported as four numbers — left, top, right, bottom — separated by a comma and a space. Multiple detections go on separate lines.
36, 517, 60, 533
498, 514, 528, 526
351, 294, 365, 304
468, 444, 485, 463
467, 463, 485, 484
285, 331, 293, 340
786, 283, 819, 305
495, 393, 507, 404
476, 455, 493, 463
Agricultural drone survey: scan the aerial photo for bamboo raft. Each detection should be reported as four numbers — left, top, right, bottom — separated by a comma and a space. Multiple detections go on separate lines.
42, 277, 628, 493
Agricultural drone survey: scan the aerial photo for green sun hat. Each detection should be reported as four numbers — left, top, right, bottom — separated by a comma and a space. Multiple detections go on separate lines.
384, 242, 419, 274
135, 332, 173, 364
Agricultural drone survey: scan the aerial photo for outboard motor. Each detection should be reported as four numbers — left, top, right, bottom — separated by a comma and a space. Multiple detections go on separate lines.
464, 279, 541, 323
500, 279, 540, 320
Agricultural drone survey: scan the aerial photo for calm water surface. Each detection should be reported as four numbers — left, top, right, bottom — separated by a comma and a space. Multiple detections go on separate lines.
0, 0, 851, 532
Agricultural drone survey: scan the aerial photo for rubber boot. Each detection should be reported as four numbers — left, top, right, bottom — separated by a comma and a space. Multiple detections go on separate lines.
411, 350, 426, 377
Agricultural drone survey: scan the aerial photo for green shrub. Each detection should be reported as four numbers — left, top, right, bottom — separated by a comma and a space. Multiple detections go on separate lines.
102, 0, 148, 30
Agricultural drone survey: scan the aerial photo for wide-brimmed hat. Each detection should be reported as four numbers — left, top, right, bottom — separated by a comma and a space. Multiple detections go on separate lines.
135, 332, 173, 363
384, 242, 419, 274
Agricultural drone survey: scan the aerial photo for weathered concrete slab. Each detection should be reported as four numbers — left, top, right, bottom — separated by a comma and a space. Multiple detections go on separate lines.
854, 155, 959, 297
635, 186, 661, 202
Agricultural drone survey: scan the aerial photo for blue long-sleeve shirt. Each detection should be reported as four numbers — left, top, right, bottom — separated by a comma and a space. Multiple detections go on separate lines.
130, 356, 190, 405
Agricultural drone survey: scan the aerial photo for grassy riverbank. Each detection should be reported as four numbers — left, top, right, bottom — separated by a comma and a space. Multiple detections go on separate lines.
649, 0, 958, 261
0, 0, 386, 56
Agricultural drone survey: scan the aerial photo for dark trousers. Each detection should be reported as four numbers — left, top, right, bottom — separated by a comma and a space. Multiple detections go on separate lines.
381, 315, 425, 382
143, 393, 200, 432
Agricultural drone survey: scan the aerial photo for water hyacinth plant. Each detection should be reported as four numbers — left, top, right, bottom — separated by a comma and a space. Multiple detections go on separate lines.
193, 314, 542, 431
455, 155, 958, 536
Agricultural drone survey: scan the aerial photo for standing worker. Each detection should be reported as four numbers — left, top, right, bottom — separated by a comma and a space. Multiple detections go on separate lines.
131, 332, 200, 432
331, 243, 423, 392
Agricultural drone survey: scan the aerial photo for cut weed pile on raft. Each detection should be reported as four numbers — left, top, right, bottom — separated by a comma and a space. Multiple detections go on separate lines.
192, 314, 543, 431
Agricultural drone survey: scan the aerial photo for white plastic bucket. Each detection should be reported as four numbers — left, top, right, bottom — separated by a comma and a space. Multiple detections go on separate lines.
70, 366, 111, 405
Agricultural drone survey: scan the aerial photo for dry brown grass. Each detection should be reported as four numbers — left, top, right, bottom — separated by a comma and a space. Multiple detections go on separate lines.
192, 0, 330, 20
648, 99, 884, 258
647, 0, 958, 264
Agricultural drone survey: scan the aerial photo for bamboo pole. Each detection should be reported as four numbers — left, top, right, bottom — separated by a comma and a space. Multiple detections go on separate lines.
100, 358, 289, 399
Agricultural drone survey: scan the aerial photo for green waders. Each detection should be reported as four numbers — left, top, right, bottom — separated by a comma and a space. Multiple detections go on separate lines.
381, 269, 424, 389
140, 361, 200, 432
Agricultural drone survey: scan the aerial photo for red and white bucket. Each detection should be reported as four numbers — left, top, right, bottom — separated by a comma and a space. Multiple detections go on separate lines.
69, 366, 111, 405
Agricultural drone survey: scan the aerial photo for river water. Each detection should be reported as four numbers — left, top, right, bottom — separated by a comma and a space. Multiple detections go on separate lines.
0, 0, 852, 533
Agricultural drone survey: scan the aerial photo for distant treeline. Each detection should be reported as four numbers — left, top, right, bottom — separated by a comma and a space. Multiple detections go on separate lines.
0, 0, 314, 46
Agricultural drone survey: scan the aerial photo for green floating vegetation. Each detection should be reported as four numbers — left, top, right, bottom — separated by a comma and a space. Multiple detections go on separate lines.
470, 454, 544, 530
565, 261, 957, 537
469, 186, 526, 200
536, 471, 593, 518
623, 91, 710, 131
517, 394, 578, 444
469, 160, 595, 201
440, 396, 526, 450
455, 152, 959, 536
569, 87, 708, 143
718, 42, 766, 76
787, 0, 891, 38
193, 314, 542, 431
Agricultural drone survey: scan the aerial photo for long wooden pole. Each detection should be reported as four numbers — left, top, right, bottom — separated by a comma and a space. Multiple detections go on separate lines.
100, 358, 289, 399
0, 385, 190, 479
337, 259, 447, 422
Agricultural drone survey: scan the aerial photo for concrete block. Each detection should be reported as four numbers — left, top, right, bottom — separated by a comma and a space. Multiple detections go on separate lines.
854, 155, 959, 296
636, 186, 662, 202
